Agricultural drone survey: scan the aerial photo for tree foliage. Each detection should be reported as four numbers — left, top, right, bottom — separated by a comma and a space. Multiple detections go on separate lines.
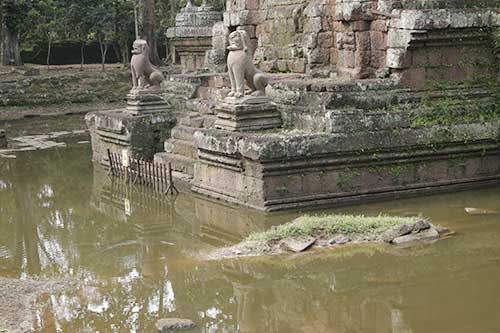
1, 0, 226, 67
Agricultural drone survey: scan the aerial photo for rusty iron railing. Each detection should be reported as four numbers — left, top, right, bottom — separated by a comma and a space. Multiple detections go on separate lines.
107, 149, 179, 195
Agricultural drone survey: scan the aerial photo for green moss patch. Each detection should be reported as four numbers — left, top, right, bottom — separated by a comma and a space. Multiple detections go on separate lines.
247, 214, 420, 242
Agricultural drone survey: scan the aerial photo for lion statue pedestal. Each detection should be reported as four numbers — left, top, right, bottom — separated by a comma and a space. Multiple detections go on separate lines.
214, 30, 282, 132
126, 89, 171, 115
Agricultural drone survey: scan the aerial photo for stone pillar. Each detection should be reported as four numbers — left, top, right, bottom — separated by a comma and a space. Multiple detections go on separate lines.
334, 0, 382, 79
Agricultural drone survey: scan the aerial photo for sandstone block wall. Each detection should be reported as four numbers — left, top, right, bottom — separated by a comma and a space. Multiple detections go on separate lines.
387, 8, 500, 87
222, 0, 499, 84
224, 0, 337, 73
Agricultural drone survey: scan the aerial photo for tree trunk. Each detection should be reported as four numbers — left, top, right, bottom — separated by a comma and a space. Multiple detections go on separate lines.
112, 43, 121, 64
136, 0, 162, 66
99, 39, 108, 72
122, 40, 130, 67
170, 0, 176, 21
46, 37, 52, 71
80, 42, 85, 71
1, 20, 23, 66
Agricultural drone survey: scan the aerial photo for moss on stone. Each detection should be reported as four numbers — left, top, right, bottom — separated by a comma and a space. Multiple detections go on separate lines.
246, 214, 421, 242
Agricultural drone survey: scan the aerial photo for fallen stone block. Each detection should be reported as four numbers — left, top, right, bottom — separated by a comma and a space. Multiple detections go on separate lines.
328, 234, 350, 245
392, 228, 439, 246
282, 236, 316, 253
382, 223, 413, 243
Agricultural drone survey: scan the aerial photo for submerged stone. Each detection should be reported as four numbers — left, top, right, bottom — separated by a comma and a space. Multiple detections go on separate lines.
392, 228, 439, 246
155, 318, 196, 332
464, 207, 498, 215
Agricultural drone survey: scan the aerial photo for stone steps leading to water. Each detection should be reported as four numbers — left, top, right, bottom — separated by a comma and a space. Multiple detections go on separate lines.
154, 99, 218, 179
165, 138, 198, 160
154, 152, 195, 176
172, 125, 199, 141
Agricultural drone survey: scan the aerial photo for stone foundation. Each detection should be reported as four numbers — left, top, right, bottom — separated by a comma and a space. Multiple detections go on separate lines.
86, 109, 175, 165
192, 78, 500, 211
193, 120, 500, 211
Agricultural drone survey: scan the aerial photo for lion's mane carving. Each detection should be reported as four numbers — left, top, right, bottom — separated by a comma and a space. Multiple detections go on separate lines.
130, 39, 164, 91
227, 30, 268, 98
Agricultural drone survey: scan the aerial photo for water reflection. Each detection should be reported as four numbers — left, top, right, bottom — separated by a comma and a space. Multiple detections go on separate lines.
1, 145, 500, 332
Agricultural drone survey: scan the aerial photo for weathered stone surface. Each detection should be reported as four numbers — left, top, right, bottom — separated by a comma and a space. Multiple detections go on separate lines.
214, 98, 282, 132
126, 90, 171, 115
155, 318, 196, 332
382, 223, 413, 243
282, 236, 316, 253
192, 90, 500, 211
328, 234, 350, 245
206, 22, 229, 71
86, 109, 176, 165
392, 228, 439, 246
167, 2, 222, 70
413, 219, 431, 232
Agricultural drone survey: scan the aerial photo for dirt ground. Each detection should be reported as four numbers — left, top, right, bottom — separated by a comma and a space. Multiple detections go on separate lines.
0, 277, 76, 333
0, 64, 128, 121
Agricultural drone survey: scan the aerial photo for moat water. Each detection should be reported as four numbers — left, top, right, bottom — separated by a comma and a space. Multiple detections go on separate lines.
1, 117, 500, 332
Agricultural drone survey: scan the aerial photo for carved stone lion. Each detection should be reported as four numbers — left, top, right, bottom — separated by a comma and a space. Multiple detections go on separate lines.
130, 39, 164, 91
227, 30, 268, 98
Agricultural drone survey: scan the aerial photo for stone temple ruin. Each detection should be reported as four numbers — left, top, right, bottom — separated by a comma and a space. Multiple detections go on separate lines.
87, 0, 500, 211
166, 1, 222, 70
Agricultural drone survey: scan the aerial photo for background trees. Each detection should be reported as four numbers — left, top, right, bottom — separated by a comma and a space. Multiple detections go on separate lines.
0, 0, 226, 68
0, 0, 26, 66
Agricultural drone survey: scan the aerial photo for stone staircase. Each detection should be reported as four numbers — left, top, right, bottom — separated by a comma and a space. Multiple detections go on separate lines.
154, 99, 217, 180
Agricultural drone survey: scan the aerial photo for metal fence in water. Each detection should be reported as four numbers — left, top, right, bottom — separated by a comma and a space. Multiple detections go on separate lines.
107, 149, 179, 195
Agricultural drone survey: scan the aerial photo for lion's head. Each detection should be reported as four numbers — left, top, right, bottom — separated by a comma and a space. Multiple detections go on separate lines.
227, 30, 249, 52
132, 39, 150, 56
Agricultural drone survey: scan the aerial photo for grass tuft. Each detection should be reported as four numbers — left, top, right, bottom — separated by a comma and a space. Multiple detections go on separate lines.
246, 214, 420, 242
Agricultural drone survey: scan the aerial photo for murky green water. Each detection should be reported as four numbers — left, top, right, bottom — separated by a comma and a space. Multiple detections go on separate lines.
1, 120, 500, 332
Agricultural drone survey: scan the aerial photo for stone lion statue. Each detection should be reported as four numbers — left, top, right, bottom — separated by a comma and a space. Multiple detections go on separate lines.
130, 39, 164, 91
227, 30, 268, 98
